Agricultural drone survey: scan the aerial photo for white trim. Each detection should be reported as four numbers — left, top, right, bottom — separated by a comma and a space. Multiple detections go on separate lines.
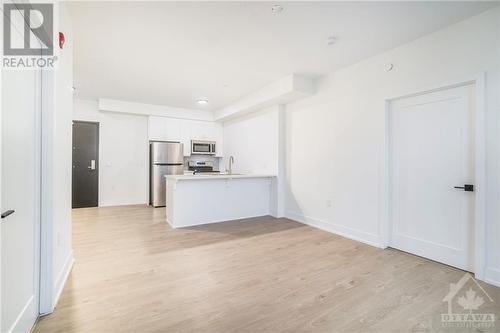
382, 73, 487, 280
53, 251, 74, 308
98, 202, 148, 208
6, 296, 36, 333
39, 69, 55, 315
380, 100, 391, 248
99, 98, 214, 122
286, 211, 383, 249
172, 214, 270, 229
384, 75, 478, 102
33, 51, 43, 322
485, 267, 500, 288
0, 26, 3, 333
473, 73, 487, 280
276, 105, 287, 218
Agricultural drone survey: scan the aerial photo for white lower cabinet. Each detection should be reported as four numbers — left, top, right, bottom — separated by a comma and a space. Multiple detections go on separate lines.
148, 116, 223, 157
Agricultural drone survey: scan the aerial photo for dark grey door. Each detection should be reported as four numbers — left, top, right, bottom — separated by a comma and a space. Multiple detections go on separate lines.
72, 121, 99, 208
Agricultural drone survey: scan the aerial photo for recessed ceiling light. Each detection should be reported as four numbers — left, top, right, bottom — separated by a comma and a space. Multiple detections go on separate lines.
271, 4, 283, 13
196, 99, 209, 105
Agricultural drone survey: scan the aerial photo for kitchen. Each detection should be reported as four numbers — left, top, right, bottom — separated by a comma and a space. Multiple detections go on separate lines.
150, 139, 277, 228
72, 97, 285, 224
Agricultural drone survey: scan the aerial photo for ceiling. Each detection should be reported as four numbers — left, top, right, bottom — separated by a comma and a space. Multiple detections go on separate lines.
68, 1, 497, 111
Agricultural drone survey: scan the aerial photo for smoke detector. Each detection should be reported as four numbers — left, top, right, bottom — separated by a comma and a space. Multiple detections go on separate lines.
271, 5, 283, 13
327, 36, 337, 46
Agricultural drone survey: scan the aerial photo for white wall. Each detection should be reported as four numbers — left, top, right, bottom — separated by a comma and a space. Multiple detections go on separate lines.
73, 99, 149, 207
223, 106, 280, 174
223, 105, 286, 217
285, 8, 500, 284
48, 3, 74, 306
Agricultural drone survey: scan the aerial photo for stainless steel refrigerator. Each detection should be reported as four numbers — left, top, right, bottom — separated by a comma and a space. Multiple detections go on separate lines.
149, 141, 184, 207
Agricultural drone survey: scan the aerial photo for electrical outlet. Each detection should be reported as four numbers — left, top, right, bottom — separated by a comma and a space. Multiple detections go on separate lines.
326, 200, 332, 208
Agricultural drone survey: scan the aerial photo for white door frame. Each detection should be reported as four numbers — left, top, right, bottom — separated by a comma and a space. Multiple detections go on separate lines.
34, 57, 43, 328
0, 23, 3, 333
381, 73, 486, 280
39, 69, 55, 315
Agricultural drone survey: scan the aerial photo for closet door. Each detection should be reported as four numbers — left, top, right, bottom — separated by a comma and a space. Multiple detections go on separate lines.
1, 6, 42, 333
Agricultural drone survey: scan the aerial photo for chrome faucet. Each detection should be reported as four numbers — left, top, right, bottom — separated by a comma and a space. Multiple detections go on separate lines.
228, 156, 235, 175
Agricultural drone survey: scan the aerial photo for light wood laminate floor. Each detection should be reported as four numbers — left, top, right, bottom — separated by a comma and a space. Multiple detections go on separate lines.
34, 205, 500, 333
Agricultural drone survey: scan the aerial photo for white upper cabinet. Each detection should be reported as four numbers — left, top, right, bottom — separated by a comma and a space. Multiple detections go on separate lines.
178, 119, 193, 156
186, 120, 208, 145
148, 116, 223, 157
164, 118, 182, 141
148, 116, 166, 141
148, 116, 181, 142
210, 122, 224, 157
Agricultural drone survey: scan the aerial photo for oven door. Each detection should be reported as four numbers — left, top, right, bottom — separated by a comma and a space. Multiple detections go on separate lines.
191, 141, 214, 155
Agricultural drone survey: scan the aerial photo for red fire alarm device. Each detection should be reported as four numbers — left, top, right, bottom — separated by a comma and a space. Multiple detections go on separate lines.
59, 32, 65, 49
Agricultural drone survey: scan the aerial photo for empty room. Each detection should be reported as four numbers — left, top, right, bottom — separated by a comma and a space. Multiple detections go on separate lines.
2, 1, 500, 332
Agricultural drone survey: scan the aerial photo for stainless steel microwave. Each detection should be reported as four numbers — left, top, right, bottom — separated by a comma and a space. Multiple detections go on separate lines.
191, 140, 216, 155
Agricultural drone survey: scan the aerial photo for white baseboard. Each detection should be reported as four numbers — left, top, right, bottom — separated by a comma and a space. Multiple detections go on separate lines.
98, 202, 148, 208
173, 214, 270, 228
485, 267, 500, 287
53, 250, 75, 307
7, 295, 36, 333
286, 211, 383, 248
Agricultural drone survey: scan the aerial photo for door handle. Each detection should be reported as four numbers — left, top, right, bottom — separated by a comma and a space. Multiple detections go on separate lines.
87, 159, 96, 170
1, 210, 15, 219
454, 184, 474, 192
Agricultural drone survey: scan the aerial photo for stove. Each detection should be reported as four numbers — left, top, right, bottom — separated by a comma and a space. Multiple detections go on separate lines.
188, 161, 220, 174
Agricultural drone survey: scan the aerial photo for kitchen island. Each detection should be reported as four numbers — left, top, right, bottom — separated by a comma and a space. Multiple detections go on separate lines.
165, 174, 277, 228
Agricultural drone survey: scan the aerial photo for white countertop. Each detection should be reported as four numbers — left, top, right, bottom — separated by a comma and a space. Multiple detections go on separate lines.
165, 174, 276, 181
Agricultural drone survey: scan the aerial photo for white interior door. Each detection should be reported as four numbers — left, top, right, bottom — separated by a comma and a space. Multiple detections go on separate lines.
389, 84, 475, 272
1, 11, 41, 333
